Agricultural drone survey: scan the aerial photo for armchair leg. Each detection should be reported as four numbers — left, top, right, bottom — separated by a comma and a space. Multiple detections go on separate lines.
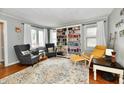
31, 64, 34, 67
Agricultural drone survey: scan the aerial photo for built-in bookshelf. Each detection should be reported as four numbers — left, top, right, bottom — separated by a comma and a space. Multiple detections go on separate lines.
68, 26, 81, 54
57, 28, 68, 55
56, 25, 82, 55
57, 28, 67, 46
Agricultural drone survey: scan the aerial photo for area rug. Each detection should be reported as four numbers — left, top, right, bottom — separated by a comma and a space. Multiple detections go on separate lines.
0, 57, 89, 84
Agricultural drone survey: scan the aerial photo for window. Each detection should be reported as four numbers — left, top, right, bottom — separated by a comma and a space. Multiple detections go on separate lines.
85, 25, 97, 48
31, 28, 47, 48
38, 30, 44, 46
50, 30, 57, 46
31, 29, 37, 48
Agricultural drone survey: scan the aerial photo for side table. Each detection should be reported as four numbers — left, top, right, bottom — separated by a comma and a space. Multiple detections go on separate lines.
93, 58, 124, 84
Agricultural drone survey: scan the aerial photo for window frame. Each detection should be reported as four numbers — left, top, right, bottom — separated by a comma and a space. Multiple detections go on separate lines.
84, 24, 97, 49
30, 27, 46, 48
86, 37, 96, 48
38, 30, 45, 47
50, 29, 57, 46
31, 29, 38, 48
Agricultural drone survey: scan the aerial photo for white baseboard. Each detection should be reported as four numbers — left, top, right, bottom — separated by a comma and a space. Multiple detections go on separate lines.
6, 61, 19, 67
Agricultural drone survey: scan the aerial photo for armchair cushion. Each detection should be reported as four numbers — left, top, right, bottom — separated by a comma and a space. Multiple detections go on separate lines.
48, 48, 54, 53
45, 43, 57, 58
91, 45, 106, 58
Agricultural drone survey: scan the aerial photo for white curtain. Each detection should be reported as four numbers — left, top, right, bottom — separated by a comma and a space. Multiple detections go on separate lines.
24, 24, 32, 45
96, 21, 106, 46
44, 29, 48, 44
50, 29, 57, 46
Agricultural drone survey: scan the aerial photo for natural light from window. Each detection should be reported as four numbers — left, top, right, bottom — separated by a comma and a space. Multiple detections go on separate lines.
38, 30, 44, 47
31, 29, 37, 48
50, 30, 57, 46
31, 28, 46, 48
86, 26, 97, 48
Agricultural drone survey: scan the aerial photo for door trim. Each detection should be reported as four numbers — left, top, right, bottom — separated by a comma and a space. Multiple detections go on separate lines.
0, 19, 8, 67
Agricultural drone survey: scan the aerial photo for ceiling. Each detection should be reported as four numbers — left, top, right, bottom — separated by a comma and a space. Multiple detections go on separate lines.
0, 8, 113, 28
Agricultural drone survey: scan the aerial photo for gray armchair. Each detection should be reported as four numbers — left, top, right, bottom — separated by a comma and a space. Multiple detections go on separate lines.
45, 43, 57, 58
14, 44, 39, 65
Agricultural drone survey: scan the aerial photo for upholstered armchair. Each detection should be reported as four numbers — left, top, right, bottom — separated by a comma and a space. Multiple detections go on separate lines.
45, 43, 57, 58
14, 44, 39, 65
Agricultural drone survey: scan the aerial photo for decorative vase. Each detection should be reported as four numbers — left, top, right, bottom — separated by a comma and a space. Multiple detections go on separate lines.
111, 51, 116, 63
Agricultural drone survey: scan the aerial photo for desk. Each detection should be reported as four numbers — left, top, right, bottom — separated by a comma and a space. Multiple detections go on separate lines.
93, 58, 124, 84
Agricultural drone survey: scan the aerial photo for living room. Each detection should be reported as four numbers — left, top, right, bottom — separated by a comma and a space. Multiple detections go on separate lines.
0, 8, 124, 85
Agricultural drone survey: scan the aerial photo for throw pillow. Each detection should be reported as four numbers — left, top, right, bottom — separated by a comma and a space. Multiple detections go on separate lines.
48, 48, 53, 53
21, 50, 30, 55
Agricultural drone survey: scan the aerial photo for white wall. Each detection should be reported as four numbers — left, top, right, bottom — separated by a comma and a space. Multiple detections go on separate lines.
0, 13, 24, 66
0, 13, 49, 66
109, 8, 124, 67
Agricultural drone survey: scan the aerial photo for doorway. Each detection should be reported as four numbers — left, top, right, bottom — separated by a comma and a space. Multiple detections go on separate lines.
0, 22, 4, 68
0, 20, 8, 68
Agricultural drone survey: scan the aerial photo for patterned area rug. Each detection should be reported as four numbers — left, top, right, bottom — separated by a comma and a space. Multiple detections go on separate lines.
0, 57, 89, 84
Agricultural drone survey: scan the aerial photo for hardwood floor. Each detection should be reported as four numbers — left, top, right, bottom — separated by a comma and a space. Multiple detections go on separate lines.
0, 63, 27, 79
89, 69, 118, 84
0, 62, 4, 68
0, 63, 118, 84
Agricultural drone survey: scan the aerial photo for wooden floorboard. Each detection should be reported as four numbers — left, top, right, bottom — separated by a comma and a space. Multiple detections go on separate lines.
0, 64, 27, 79
0, 63, 118, 84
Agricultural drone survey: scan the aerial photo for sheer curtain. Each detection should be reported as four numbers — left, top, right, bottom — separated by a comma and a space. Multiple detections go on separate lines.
96, 21, 106, 46
24, 24, 32, 45
39, 28, 48, 47
44, 29, 48, 45
50, 29, 57, 46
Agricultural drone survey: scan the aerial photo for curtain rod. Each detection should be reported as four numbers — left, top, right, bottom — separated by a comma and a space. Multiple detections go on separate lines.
82, 20, 106, 26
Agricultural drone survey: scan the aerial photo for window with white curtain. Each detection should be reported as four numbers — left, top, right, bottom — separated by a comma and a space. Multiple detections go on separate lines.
31, 28, 47, 48
85, 25, 97, 48
31, 29, 37, 48
38, 30, 44, 47
50, 29, 57, 46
